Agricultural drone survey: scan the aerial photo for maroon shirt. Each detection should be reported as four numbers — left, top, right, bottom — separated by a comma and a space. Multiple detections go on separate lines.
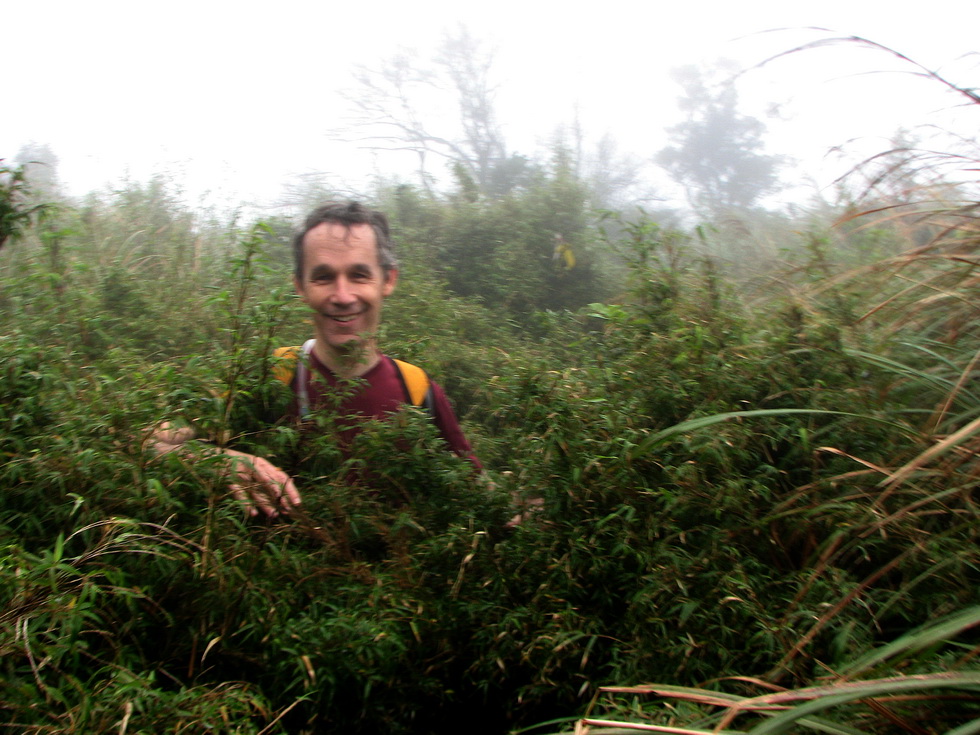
295, 352, 481, 469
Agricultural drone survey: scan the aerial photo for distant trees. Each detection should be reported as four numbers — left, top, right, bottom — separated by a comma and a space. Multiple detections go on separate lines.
657, 61, 783, 218
580, 132, 644, 210
1, 155, 54, 253
341, 26, 642, 213
1, 162, 35, 252
77, 175, 199, 270
13, 143, 62, 201
373, 144, 606, 319
342, 26, 517, 197
434, 146, 603, 314
338, 28, 618, 315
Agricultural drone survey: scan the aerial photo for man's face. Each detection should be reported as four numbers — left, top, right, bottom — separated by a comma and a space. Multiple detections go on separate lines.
293, 222, 397, 358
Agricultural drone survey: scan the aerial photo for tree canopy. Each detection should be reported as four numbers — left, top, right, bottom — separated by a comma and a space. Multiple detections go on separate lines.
657, 61, 784, 217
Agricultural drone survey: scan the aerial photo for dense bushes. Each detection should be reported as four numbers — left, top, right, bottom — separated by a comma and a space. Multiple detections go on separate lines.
1, 169, 978, 734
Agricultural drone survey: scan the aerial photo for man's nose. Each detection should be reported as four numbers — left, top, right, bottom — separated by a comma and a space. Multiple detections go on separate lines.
330, 276, 355, 304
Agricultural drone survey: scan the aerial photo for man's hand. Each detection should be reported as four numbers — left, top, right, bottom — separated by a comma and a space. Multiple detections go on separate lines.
505, 496, 544, 529
146, 422, 302, 518
223, 449, 302, 518
147, 421, 197, 455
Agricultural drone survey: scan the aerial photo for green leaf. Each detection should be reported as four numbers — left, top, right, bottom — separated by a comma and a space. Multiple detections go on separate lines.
840, 606, 980, 677
630, 409, 909, 457
749, 675, 980, 735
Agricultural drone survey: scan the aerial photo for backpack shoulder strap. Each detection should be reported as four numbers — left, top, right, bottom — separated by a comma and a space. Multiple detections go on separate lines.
392, 358, 432, 409
272, 346, 301, 385
273, 340, 316, 418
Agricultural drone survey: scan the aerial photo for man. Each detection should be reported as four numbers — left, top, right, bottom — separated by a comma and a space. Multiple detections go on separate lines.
150, 201, 479, 518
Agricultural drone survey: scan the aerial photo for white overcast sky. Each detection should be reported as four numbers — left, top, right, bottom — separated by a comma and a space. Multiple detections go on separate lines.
4, 0, 978, 214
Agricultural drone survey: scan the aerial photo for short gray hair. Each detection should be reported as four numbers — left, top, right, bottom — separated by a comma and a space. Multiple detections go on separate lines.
292, 201, 397, 280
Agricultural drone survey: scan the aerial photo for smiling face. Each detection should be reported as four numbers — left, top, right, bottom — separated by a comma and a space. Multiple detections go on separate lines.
293, 221, 397, 374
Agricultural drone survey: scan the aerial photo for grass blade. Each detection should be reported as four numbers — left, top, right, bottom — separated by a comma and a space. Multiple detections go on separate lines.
631, 409, 911, 456
747, 675, 980, 735
840, 606, 980, 677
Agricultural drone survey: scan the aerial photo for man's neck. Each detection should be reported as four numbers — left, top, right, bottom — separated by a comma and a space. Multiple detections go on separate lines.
312, 339, 382, 378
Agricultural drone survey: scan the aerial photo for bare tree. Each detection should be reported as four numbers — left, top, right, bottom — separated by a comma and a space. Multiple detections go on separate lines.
14, 143, 60, 195
435, 27, 506, 191
583, 133, 645, 209
339, 26, 507, 194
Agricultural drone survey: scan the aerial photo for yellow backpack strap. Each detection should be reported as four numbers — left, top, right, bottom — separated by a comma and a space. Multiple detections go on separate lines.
272, 346, 301, 385
392, 359, 431, 408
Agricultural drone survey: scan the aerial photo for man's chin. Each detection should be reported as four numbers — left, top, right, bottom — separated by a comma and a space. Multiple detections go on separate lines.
323, 334, 377, 360
326, 336, 364, 352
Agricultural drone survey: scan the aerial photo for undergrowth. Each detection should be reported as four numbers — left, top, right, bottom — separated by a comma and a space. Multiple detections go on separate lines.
1, 162, 978, 733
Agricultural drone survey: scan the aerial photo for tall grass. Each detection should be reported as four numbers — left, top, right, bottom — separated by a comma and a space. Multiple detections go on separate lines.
2, 55, 979, 730
545, 37, 980, 735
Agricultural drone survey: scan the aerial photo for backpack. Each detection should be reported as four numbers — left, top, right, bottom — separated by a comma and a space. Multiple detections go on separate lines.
272, 339, 434, 419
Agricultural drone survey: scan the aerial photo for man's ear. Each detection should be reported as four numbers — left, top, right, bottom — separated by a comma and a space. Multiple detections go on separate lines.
382, 268, 398, 297
294, 276, 306, 301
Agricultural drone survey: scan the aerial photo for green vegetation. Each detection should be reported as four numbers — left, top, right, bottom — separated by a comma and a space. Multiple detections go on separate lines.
3, 85, 979, 735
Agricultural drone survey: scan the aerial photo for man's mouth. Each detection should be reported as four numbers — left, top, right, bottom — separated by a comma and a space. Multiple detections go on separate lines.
325, 312, 363, 323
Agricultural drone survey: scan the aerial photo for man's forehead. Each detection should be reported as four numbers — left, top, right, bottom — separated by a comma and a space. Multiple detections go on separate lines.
303, 222, 378, 251
307, 219, 373, 237
302, 221, 381, 270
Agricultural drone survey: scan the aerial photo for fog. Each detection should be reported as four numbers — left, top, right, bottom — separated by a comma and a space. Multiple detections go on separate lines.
5, 0, 978, 215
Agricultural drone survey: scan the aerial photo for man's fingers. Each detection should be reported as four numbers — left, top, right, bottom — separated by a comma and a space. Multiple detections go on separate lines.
280, 477, 302, 509
249, 484, 284, 517
505, 497, 545, 529
228, 454, 302, 517
230, 483, 263, 517
248, 457, 303, 511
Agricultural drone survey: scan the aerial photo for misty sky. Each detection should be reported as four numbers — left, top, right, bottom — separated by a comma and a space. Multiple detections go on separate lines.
5, 0, 978, 213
